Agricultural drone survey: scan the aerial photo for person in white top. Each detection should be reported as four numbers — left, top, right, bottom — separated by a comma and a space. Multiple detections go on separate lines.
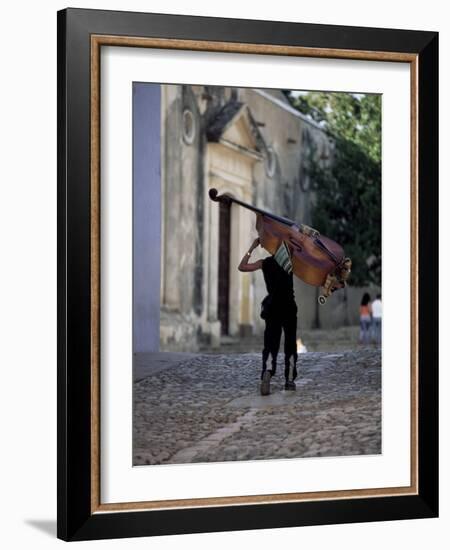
371, 294, 382, 345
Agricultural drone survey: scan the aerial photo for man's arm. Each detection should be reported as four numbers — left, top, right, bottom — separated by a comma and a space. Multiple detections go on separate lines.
238, 238, 263, 272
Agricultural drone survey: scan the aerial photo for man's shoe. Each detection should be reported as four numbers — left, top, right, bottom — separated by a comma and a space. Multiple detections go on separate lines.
284, 380, 296, 391
261, 370, 271, 396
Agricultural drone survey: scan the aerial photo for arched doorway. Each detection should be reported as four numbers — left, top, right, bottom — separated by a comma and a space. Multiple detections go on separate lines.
205, 102, 265, 340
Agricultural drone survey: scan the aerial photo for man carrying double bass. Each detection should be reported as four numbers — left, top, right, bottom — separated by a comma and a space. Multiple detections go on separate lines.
238, 237, 298, 396
209, 187, 351, 397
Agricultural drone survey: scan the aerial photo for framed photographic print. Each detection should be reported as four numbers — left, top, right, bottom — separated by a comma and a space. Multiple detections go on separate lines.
57, 8, 438, 542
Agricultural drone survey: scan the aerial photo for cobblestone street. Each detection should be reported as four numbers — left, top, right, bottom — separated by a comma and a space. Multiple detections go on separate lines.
133, 348, 381, 466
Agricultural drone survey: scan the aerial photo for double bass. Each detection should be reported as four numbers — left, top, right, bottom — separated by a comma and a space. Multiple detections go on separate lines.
209, 188, 352, 305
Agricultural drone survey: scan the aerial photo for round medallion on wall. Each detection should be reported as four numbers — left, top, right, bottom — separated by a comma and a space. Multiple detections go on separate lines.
182, 109, 196, 145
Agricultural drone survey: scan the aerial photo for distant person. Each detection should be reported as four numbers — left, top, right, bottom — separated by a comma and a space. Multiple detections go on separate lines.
371, 293, 382, 345
359, 292, 372, 345
238, 237, 298, 396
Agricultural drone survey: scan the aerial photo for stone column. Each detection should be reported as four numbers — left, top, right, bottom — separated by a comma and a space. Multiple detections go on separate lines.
162, 88, 182, 310
205, 173, 221, 347
238, 199, 254, 336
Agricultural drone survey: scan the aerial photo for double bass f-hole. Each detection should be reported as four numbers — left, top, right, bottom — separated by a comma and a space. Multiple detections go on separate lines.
289, 238, 303, 253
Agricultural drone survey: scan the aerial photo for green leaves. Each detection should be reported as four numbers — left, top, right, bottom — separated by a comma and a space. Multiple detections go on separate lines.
288, 91, 382, 286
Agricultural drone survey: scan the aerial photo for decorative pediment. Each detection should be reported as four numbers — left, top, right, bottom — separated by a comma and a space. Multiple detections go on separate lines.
206, 101, 266, 160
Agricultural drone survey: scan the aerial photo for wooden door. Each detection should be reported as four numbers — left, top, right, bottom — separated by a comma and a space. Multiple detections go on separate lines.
218, 200, 231, 335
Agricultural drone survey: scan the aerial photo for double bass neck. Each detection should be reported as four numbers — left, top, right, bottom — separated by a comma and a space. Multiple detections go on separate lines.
208, 188, 299, 230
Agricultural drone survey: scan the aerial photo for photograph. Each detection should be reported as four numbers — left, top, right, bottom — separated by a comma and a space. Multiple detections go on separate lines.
132, 83, 382, 466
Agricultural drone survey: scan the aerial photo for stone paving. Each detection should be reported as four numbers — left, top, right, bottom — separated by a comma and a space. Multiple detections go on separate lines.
133, 348, 381, 466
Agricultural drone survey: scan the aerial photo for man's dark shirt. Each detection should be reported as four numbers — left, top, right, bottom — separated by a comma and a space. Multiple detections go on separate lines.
261, 256, 296, 315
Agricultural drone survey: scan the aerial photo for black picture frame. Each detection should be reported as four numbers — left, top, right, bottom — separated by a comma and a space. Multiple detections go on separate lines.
57, 7, 438, 542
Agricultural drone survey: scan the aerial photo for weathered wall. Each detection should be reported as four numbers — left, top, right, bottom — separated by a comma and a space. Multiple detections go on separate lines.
160, 85, 206, 350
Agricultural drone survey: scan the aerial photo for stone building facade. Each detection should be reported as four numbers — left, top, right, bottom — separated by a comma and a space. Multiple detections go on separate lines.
158, 85, 358, 352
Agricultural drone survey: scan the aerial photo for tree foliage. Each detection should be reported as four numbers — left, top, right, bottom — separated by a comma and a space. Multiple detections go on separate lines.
286, 91, 382, 286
